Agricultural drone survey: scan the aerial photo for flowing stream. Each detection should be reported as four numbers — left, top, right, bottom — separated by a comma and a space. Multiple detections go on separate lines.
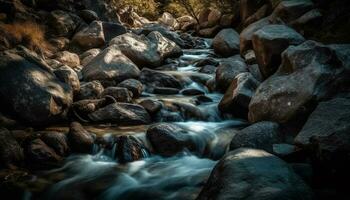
31, 45, 246, 200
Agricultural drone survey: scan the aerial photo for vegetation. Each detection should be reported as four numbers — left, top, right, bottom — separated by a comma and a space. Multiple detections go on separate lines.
0, 21, 52, 53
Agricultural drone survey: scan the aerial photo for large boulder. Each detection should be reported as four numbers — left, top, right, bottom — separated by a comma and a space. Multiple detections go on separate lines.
215, 55, 248, 92
67, 122, 94, 153
41, 132, 69, 157
207, 9, 222, 27
249, 41, 350, 123
140, 68, 182, 89
82, 45, 140, 85
0, 128, 23, 168
213, 29, 240, 57
109, 32, 161, 68
197, 148, 313, 200
158, 12, 179, 30
0, 52, 73, 125
147, 31, 183, 60
240, 0, 269, 22
76, 81, 104, 100
295, 98, 350, 161
219, 72, 260, 119
240, 17, 273, 54
80, 48, 101, 66
243, 3, 272, 27
101, 87, 132, 103
252, 24, 305, 78
146, 123, 196, 157
229, 121, 280, 153
72, 20, 105, 50
88, 103, 151, 125
271, 0, 314, 24
138, 24, 185, 47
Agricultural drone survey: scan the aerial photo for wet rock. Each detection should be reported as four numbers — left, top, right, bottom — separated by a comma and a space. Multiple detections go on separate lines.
140, 68, 182, 89
252, 24, 305, 78
72, 20, 105, 50
0, 128, 23, 168
79, 10, 99, 24
101, 21, 127, 42
146, 123, 196, 156
114, 135, 147, 163
68, 122, 94, 153
110, 32, 161, 68
164, 101, 207, 121
295, 98, 350, 162
55, 51, 80, 68
41, 132, 69, 157
213, 29, 240, 57
195, 58, 219, 67
24, 139, 62, 167
199, 65, 216, 74
248, 64, 263, 81
199, 25, 221, 38
220, 14, 235, 28
273, 143, 297, 158
153, 87, 180, 95
0, 52, 72, 125
147, 31, 183, 60
54, 65, 80, 94
181, 89, 205, 96
215, 55, 248, 92
195, 95, 213, 104
139, 99, 163, 115
88, 103, 151, 125
72, 98, 111, 121
82, 45, 140, 85
229, 121, 280, 153
48, 10, 77, 37
76, 81, 104, 100
249, 41, 350, 123
117, 79, 143, 98
197, 148, 313, 200
101, 87, 133, 103
80, 48, 101, 66
219, 72, 260, 119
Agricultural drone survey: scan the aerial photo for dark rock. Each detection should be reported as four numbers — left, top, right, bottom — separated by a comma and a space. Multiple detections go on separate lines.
295, 98, 350, 162
88, 103, 151, 125
240, 0, 269, 22
213, 29, 240, 57
114, 135, 147, 163
219, 72, 260, 119
101, 87, 133, 103
249, 41, 350, 123
153, 87, 180, 95
67, 122, 94, 153
139, 24, 185, 47
199, 65, 216, 74
229, 121, 280, 153
41, 132, 69, 157
195, 58, 219, 67
76, 81, 104, 100
117, 79, 143, 98
80, 48, 101, 66
55, 51, 80, 68
146, 123, 196, 156
181, 88, 205, 96
199, 25, 221, 38
101, 21, 127, 42
140, 68, 182, 89
197, 148, 313, 200
248, 64, 263, 81
271, 0, 314, 24
72, 98, 112, 122
48, 10, 77, 37
139, 99, 163, 115
0, 51, 72, 125
0, 128, 23, 168
215, 55, 248, 92
82, 45, 140, 85
24, 138, 62, 167
79, 10, 99, 24
252, 24, 305, 78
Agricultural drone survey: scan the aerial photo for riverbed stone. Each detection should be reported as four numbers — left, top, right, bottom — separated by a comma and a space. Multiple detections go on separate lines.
213, 29, 240, 57
197, 148, 313, 200
67, 122, 94, 153
0, 128, 23, 168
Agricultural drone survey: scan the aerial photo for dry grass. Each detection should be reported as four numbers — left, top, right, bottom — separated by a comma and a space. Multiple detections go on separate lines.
0, 21, 53, 53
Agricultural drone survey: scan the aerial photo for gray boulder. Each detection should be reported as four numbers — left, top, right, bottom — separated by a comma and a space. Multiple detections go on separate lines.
213, 29, 240, 57
72, 20, 105, 50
